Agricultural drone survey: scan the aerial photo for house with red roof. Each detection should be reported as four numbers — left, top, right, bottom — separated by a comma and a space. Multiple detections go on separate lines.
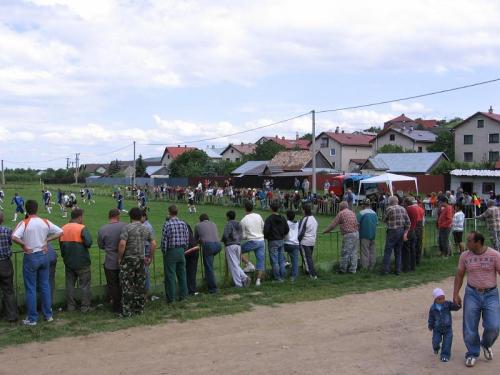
384, 114, 437, 130
453, 106, 500, 164
371, 126, 437, 153
255, 135, 311, 150
220, 143, 256, 162
313, 131, 375, 172
161, 146, 198, 168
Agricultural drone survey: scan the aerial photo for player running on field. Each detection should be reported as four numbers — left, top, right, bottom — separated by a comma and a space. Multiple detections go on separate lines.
11, 192, 25, 221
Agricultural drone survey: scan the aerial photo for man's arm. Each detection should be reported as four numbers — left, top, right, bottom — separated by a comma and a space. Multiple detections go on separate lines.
453, 267, 466, 307
97, 230, 104, 250
117, 239, 126, 264
82, 227, 93, 248
428, 307, 434, 330
323, 215, 340, 234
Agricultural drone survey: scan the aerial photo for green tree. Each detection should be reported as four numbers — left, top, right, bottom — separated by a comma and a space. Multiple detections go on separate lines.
299, 133, 313, 141
250, 141, 286, 160
427, 130, 454, 160
135, 154, 147, 177
364, 126, 382, 133
108, 159, 121, 176
378, 144, 415, 153
169, 150, 209, 177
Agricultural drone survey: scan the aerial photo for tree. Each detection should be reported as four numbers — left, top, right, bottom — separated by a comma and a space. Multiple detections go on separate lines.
169, 150, 209, 177
378, 144, 415, 153
250, 141, 286, 160
108, 159, 121, 176
364, 126, 382, 134
135, 154, 147, 177
299, 133, 313, 141
427, 130, 454, 160
431, 160, 494, 175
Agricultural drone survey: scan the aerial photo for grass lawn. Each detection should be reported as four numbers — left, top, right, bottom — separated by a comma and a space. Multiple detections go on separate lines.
0, 183, 488, 347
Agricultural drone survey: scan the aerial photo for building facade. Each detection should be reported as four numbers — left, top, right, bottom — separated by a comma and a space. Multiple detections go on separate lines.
371, 127, 436, 153
220, 143, 256, 162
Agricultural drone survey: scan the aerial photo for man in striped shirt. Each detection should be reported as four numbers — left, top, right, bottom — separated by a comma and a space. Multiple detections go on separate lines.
323, 201, 359, 273
383, 196, 410, 275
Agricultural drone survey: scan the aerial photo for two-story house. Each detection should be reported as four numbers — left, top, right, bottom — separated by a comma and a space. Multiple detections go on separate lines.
313, 132, 374, 172
453, 107, 500, 164
371, 126, 436, 153
220, 143, 256, 162
160, 146, 197, 169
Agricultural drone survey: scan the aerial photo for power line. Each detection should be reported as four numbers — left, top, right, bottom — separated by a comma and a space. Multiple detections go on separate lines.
80, 142, 133, 158
316, 77, 500, 114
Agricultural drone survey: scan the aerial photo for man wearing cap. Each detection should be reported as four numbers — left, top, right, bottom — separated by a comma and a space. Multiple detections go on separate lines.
357, 199, 378, 271
453, 231, 500, 367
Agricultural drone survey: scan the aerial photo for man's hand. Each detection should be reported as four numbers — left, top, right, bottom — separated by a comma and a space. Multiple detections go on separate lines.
42, 243, 48, 254
144, 257, 151, 266
453, 294, 462, 307
22, 244, 32, 254
428, 327, 433, 331
403, 233, 408, 242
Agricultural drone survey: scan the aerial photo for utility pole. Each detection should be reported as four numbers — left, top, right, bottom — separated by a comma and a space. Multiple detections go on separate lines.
75, 153, 80, 184
1, 160, 5, 185
66, 157, 70, 170
132, 140, 136, 187
311, 110, 317, 195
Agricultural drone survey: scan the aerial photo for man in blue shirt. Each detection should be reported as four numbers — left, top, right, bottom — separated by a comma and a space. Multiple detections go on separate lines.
11, 192, 24, 221
357, 198, 378, 271
0, 211, 18, 322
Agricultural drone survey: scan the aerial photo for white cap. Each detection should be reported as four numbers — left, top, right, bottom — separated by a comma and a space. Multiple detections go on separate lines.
433, 288, 445, 299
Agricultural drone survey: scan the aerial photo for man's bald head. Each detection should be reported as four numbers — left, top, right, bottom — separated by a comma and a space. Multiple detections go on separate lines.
339, 201, 349, 210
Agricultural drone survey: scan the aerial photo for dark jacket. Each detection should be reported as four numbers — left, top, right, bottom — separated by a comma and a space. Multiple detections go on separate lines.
264, 214, 289, 241
59, 222, 93, 270
221, 220, 243, 246
428, 301, 461, 331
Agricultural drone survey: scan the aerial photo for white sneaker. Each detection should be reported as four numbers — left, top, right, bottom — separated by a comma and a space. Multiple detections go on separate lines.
45, 316, 54, 323
243, 263, 256, 273
483, 346, 493, 361
22, 319, 37, 326
465, 357, 476, 367
255, 279, 261, 287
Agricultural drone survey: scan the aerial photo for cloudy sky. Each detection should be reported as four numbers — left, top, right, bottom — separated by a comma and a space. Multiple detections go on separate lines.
1, 0, 500, 168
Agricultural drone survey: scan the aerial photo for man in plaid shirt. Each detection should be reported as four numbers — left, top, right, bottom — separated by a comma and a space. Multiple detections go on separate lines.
161, 205, 189, 303
383, 196, 410, 275
323, 201, 360, 273
0, 211, 18, 322
476, 200, 500, 251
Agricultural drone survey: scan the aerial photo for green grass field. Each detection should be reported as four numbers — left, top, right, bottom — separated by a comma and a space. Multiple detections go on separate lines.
0, 183, 490, 347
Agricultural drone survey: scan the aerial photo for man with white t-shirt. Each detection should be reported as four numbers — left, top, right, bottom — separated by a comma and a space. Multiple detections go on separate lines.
12, 200, 63, 326
240, 201, 265, 286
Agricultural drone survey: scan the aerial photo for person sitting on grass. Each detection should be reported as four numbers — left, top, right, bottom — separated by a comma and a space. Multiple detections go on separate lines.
428, 287, 461, 362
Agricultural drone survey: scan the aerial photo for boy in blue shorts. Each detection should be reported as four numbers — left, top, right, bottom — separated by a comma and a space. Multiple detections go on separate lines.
11, 192, 24, 221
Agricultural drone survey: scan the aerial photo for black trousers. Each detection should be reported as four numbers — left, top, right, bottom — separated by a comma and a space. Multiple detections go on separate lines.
185, 251, 199, 295
414, 222, 423, 266
104, 267, 121, 313
402, 230, 417, 272
0, 258, 18, 321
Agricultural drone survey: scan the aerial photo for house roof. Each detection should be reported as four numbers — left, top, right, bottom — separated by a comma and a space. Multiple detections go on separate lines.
361, 152, 447, 174
222, 143, 256, 155
269, 150, 314, 172
83, 164, 107, 173
451, 169, 500, 177
231, 160, 268, 176
143, 157, 162, 163
204, 148, 223, 159
161, 146, 197, 161
349, 158, 368, 165
384, 114, 415, 125
260, 136, 310, 150
319, 132, 374, 146
415, 119, 438, 129
453, 110, 500, 129
372, 126, 437, 143
145, 166, 168, 176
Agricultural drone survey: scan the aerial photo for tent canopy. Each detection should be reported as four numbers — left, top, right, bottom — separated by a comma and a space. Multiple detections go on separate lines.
357, 172, 418, 196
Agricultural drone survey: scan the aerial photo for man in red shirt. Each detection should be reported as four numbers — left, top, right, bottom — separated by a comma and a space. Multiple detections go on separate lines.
403, 197, 420, 272
415, 199, 425, 266
437, 198, 453, 257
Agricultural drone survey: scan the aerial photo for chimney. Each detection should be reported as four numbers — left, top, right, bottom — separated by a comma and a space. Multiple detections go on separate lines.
282, 136, 285, 140
184, 145, 187, 148
275, 135, 278, 139
489, 105, 494, 114
341, 130, 345, 134
335, 126, 340, 134
241, 142, 244, 146
177, 145, 180, 147
296, 132, 299, 141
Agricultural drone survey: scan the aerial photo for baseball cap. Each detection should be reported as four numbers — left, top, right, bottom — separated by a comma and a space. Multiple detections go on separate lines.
432, 288, 445, 299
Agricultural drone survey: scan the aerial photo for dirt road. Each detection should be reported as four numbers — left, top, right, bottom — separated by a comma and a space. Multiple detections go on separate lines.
0, 277, 497, 375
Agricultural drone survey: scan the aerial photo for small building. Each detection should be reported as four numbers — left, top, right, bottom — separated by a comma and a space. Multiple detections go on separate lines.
160, 146, 197, 168
450, 169, 499, 198
313, 132, 374, 172
220, 143, 256, 162
82, 164, 107, 176
231, 160, 269, 176
452, 107, 500, 164
360, 152, 448, 175
264, 150, 332, 174
255, 135, 310, 150
145, 166, 169, 177
371, 126, 437, 153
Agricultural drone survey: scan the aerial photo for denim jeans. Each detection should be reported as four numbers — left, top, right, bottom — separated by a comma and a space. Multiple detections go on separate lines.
284, 244, 299, 280
268, 240, 286, 281
432, 327, 453, 360
23, 251, 52, 322
202, 242, 220, 293
463, 286, 499, 358
383, 228, 404, 274
241, 240, 265, 271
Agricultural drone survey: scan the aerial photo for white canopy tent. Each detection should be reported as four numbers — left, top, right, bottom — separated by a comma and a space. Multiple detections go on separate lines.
357, 173, 418, 197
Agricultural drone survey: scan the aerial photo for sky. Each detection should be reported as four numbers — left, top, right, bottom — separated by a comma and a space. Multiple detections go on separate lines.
1, 0, 500, 169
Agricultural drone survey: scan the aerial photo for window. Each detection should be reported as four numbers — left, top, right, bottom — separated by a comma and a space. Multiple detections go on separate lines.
418, 146, 423, 152
489, 151, 499, 162
482, 182, 495, 194
332, 162, 335, 169
226, 158, 230, 161
477, 119, 484, 128
389, 134, 395, 141
330, 148, 336, 156
235, 157, 240, 162
230, 149, 234, 153
463, 135, 473, 145
489, 133, 499, 143
464, 152, 473, 162
320, 137, 329, 148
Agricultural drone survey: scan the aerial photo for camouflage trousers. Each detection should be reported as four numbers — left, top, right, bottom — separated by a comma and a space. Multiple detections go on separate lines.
339, 232, 359, 273
119, 257, 146, 317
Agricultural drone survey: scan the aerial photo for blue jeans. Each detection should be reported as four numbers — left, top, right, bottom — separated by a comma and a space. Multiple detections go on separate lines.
23, 252, 52, 322
268, 240, 286, 281
433, 327, 453, 360
202, 242, 220, 293
241, 240, 265, 271
383, 228, 404, 274
463, 286, 499, 358
284, 244, 299, 280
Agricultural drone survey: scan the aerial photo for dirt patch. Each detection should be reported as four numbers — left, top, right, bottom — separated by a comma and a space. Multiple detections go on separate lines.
0, 277, 498, 375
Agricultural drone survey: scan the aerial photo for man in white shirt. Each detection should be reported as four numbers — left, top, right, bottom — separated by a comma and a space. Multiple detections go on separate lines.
12, 200, 63, 326
240, 201, 265, 286
299, 205, 319, 279
452, 204, 465, 254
